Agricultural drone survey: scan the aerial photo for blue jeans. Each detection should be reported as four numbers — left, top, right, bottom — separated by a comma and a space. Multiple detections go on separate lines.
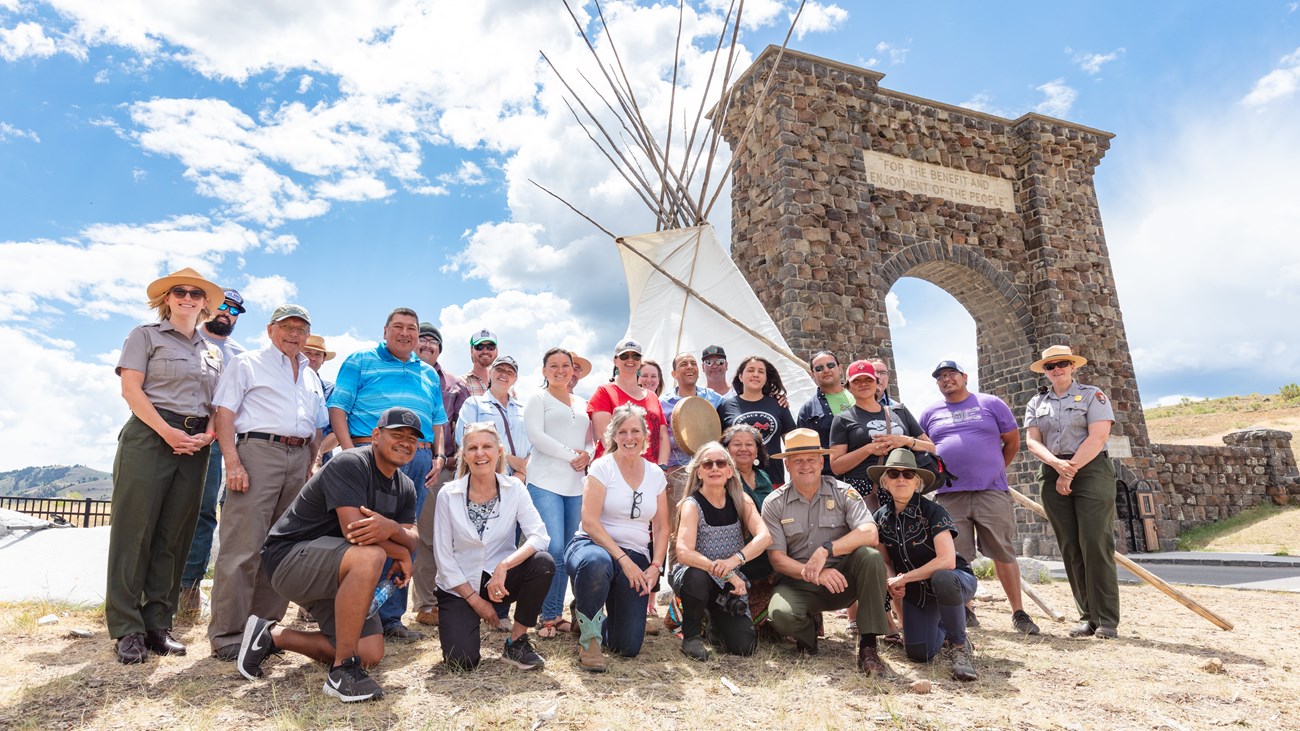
528, 484, 583, 621
182, 440, 224, 588
901, 568, 979, 662
379, 445, 432, 629
565, 536, 650, 657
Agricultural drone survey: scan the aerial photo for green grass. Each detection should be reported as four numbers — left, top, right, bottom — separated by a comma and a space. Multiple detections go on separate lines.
1175, 502, 1289, 551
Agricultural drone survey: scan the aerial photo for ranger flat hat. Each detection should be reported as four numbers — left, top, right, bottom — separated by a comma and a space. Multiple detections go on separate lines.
771, 428, 833, 459
1029, 345, 1088, 374
147, 267, 223, 306
303, 335, 335, 361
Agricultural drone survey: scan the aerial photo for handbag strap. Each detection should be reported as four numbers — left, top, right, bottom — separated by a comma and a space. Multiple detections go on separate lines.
487, 399, 518, 455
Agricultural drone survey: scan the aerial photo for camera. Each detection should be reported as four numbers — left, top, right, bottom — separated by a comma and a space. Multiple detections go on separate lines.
714, 582, 751, 617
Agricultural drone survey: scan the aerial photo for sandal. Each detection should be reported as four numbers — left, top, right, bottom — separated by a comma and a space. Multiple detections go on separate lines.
537, 618, 572, 639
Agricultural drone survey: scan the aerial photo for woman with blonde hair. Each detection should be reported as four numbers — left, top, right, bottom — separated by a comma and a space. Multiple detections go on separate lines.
670, 441, 771, 660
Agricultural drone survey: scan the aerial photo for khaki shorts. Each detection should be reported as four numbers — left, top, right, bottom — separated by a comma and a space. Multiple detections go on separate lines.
934, 490, 1018, 564
270, 536, 383, 642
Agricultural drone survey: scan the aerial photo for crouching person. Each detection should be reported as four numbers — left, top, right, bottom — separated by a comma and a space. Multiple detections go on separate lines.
670, 442, 770, 661
762, 429, 892, 675
871, 449, 979, 681
236, 407, 422, 703
434, 423, 553, 671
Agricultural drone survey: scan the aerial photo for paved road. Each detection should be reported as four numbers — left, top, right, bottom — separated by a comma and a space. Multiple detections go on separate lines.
1043, 551, 1300, 593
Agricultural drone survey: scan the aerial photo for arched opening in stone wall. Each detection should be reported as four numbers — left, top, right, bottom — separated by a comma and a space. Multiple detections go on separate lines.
884, 277, 977, 409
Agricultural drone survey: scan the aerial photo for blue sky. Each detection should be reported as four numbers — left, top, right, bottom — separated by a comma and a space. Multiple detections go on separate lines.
2, 1, 1299, 472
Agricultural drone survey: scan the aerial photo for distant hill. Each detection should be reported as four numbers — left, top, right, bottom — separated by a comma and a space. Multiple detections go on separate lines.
0, 465, 113, 500
1145, 390, 1300, 446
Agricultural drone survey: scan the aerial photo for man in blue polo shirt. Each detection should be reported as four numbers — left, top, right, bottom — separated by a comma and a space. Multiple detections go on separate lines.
327, 307, 448, 641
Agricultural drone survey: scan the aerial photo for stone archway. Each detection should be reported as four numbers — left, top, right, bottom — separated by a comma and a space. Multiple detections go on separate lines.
719, 47, 1157, 554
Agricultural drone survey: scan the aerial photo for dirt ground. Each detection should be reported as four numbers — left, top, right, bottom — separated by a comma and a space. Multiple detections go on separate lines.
2, 578, 1294, 731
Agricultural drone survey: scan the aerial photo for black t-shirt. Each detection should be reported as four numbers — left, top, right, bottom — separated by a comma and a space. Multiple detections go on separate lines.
261, 446, 417, 577
829, 404, 924, 482
693, 489, 739, 526
873, 494, 974, 606
717, 394, 796, 484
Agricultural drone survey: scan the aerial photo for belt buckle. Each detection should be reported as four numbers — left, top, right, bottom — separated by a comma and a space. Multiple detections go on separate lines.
183, 416, 202, 430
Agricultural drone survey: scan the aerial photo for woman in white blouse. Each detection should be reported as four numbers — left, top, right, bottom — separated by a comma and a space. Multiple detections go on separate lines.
564, 403, 669, 672
433, 423, 553, 671
522, 348, 594, 638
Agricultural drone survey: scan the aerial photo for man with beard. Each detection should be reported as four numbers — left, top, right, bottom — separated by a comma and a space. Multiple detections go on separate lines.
411, 322, 470, 627
179, 288, 247, 619
700, 345, 732, 399
463, 329, 498, 397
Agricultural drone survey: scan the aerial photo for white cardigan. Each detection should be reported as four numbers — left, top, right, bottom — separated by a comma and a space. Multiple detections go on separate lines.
434, 472, 549, 593
522, 388, 594, 497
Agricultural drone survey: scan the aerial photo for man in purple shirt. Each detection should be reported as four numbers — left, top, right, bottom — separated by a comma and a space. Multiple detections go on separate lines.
919, 361, 1040, 635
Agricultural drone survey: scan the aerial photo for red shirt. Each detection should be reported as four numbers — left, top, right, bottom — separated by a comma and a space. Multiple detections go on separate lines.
587, 383, 667, 463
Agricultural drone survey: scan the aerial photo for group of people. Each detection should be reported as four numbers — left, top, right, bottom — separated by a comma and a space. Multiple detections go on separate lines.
107, 266, 1120, 703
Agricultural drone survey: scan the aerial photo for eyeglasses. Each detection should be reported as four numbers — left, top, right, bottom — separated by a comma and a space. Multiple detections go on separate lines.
884, 469, 917, 480
474, 343, 497, 352
217, 302, 243, 316
703, 358, 726, 366
698, 459, 729, 470
1042, 360, 1073, 371
617, 353, 642, 361
275, 321, 309, 336
169, 287, 206, 300
630, 490, 644, 520
418, 336, 438, 344
811, 362, 838, 373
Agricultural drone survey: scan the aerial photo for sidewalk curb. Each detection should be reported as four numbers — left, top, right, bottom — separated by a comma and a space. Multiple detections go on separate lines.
1125, 552, 1300, 569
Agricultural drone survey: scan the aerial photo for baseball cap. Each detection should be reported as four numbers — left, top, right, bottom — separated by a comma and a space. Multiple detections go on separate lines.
470, 329, 498, 346
931, 360, 967, 378
702, 345, 726, 360
419, 322, 442, 344
490, 355, 519, 372
270, 304, 311, 324
223, 289, 245, 308
845, 360, 877, 383
614, 338, 643, 357
376, 407, 425, 438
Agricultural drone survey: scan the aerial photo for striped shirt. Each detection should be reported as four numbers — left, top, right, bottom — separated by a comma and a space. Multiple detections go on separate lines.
327, 344, 448, 439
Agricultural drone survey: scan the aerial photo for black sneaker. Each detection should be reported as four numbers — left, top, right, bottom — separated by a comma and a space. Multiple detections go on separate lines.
324, 656, 384, 702
501, 634, 545, 670
382, 623, 424, 643
1011, 610, 1041, 636
964, 605, 981, 628
681, 636, 710, 662
237, 616, 277, 680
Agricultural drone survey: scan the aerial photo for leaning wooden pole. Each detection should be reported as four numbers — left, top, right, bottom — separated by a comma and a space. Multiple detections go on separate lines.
1020, 582, 1066, 623
1007, 487, 1233, 631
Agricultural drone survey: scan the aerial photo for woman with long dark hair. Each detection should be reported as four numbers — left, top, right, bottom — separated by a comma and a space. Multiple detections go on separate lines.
716, 356, 796, 484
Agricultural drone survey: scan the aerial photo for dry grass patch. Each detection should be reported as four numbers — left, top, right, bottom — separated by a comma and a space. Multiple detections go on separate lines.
3, 580, 1296, 730
1145, 392, 1300, 445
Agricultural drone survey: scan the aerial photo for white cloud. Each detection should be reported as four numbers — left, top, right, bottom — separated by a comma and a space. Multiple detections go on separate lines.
874, 40, 910, 65
885, 291, 905, 327
0, 21, 60, 61
296, 74, 313, 93
438, 160, 488, 187
239, 274, 298, 314
957, 92, 1008, 118
1242, 47, 1300, 107
702, 0, 787, 30
1144, 395, 1207, 409
793, 2, 849, 40
93, 67, 108, 83
0, 327, 124, 472
0, 121, 39, 142
1033, 78, 1077, 117
1071, 48, 1124, 75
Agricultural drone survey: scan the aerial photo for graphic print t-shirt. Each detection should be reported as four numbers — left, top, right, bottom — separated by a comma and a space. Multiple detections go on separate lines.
717, 394, 796, 484
829, 404, 924, 482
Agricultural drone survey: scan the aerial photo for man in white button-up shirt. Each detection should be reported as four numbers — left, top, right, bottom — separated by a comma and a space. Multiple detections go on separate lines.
208, 304, 328, 660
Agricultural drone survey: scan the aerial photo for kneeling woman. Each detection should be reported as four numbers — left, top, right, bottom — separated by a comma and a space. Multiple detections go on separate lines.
565, 404, 669, 672
870, 449, 979, 682
671, 442, 771, 661
434, 423, 554, 670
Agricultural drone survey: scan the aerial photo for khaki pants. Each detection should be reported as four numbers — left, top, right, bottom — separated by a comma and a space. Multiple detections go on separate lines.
208, 438, 311, 652
412, 465, 456, 612
768, 546, 890, 649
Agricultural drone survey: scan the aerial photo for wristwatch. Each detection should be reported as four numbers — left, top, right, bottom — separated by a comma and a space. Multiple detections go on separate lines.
822, 541, 834, 557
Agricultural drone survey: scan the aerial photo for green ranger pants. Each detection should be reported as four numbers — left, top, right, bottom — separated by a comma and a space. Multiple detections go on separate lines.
105, 415, 209, 638
1040, 454, 1120, 629
768, 546, 890, 650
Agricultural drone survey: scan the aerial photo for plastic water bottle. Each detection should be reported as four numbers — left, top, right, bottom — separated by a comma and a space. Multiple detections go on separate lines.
367, 574, 402, 618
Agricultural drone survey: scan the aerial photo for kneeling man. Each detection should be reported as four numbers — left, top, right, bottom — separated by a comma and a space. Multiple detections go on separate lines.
236, 407, 421, 703
763, 428, 891, 675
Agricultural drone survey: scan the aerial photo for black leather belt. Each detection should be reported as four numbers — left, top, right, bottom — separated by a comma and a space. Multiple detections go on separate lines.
158, 408, 209, 435
1056, 451, 1108, 460
239, 431, 310, 448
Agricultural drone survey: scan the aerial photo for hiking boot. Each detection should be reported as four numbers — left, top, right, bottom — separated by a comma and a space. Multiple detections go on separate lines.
237, 616, 277, 680
502, 634, 545, 670
1094, 625, 1118, 640
1068, 621, 1097, 638
964, 605, 980, 628
324, 656, 383, 702
681, 636, 710, 662
949, 642, 978, 681
578, 638, 607, 672
857, 644, 886, 675
144, 629, 186, 656
1012, 610, 1041, 636
415, 608, 440, 627
115, 633, 148, 664
383, 623, 424, 643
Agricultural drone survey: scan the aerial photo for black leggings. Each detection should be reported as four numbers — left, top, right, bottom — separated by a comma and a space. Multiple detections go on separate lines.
435, 552, 555, 669
676, 567, 757, 656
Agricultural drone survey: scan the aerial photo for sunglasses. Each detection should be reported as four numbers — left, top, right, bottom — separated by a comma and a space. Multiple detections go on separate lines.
169, 287, 206, 300
884, 468, 917, 480
703, 358, 726, 366
617, 353, 642, 361
811, 362, 838, 373
698, 458, 729, 470
630, 490, 644, 520
474, 343, 497, 352
1042, 360, 1073, 371
217, 302, 244, 316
